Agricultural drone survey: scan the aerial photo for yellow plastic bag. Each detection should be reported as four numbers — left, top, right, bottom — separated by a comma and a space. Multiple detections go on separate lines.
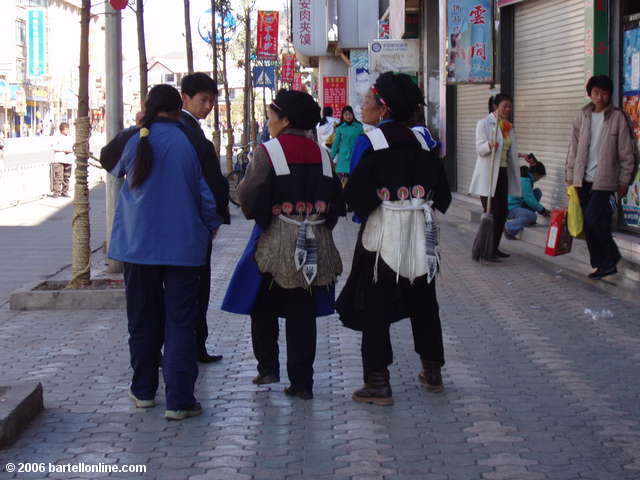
567, 186, 585, 239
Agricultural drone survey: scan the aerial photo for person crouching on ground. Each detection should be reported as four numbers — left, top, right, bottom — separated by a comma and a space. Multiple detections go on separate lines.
222, 89, 344, 400
108, 84, 222, 421
565, 75, 637, 279
505, 159, 550, 239
336, 72, 452, 406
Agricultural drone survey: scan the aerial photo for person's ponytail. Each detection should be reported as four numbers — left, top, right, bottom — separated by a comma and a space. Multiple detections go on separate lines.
129, 84, 182, 189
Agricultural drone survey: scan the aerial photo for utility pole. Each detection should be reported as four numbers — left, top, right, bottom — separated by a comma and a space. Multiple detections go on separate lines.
105, 2, 123, 273
184, 0, 194, 74
242, 5, 251, 146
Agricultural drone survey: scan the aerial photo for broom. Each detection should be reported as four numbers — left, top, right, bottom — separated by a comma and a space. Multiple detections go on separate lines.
471, 121, 499, 262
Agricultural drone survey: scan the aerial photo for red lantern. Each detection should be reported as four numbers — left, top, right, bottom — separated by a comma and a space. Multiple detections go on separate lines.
109, 0, 128, 10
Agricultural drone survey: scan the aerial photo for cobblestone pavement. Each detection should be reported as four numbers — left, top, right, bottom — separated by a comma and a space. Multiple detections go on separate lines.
1, 206, 639, 479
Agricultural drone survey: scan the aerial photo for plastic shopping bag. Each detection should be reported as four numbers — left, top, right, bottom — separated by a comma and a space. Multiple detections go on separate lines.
545, 209, 573, 256
567, 186, 585, 239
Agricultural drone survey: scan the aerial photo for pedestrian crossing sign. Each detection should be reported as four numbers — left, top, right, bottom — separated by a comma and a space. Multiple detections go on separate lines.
253, 66, 276, 89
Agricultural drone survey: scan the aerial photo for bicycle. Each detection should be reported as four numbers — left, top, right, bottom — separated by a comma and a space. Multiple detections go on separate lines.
227, 141, 257, 206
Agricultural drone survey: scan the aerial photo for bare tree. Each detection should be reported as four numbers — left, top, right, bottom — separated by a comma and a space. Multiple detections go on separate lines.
219, 0, 234, 171
211, 0, 221, 155
184, 0, 194, 74
68, 0, 91, 288
136, 0, 148, 108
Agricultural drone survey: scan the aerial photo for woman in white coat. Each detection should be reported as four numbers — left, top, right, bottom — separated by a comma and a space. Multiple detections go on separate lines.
469, 94, 522, 260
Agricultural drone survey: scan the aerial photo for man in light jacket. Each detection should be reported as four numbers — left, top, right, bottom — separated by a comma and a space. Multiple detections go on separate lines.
566, 75, 638, 279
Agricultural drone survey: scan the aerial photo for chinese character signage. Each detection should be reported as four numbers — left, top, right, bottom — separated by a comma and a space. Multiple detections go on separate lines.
281, 54, 295, 83
27, 8, 46, 78
323, 77, 347, 115
292, 0, 328, 57
292, 73, 304, 91
257, 11, 279, 61
446, 0, 493, 84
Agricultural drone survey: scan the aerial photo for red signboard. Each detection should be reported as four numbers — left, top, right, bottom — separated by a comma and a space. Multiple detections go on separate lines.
109, 0, 128, 9
322, 77, 347, 115
292, 72, 303, 91
281, 54, 295, 83
257, 11, 279, 61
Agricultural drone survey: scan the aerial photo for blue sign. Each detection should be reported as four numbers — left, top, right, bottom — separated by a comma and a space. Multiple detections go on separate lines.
253, 66, 276, 89
27, 8, 46, 78
197, 9, 236, 45
446, 0, 493, 84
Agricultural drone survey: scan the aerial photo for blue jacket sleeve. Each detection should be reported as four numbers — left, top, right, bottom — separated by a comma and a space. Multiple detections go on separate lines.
199, 176, 222, 231
350, 135, 372, 174
521, 176, 545, 213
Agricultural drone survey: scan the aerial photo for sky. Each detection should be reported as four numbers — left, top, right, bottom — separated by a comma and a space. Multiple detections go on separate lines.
120, 0, 285, 71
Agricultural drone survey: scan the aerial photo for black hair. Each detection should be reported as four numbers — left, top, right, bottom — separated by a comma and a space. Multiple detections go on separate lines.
338, 105, 360, 126
130, 84, 182, 189
406, 107, 426, 128
529, 161, 546, 177
59, 122, 69, 132
586, 75, 613, 96
373, 72, 424, 122
319, 106, 333, 126
492, 93, 513, 109
269, 89, 321, 130
181, 72, 218, 98
488, 96, 495, 113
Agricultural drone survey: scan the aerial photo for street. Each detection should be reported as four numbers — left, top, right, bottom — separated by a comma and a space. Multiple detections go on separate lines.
0, 196, 639, 479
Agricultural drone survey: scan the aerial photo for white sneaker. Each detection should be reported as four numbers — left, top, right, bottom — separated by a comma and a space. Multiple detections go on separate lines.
128, 390, 155, 408
165, 402, 203, 421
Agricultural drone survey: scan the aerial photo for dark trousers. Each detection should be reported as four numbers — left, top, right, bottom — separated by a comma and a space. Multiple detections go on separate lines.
480, 167, 509, 254
123, 263, 200, 411
195, 241, 213, 355
361, 279, 444, 374
250, 279, 317, 390
578, 181, 621, 269
50, 163, 72, 195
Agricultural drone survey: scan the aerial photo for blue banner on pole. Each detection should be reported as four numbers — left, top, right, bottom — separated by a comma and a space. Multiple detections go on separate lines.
446, 0, 493, 84
253, 66, 276, 88
27, 8, 46, 78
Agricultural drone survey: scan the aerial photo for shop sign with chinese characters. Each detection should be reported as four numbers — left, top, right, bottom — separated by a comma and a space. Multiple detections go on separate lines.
292, 0, 329, 57
281, 54, 296, 83
323, 77, 347, 115
446, 0, 494, 84
257, 11, 279, 60
292, 73, 304, 91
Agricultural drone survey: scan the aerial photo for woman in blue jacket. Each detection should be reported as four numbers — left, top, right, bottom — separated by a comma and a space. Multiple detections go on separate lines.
108, 84, 222, 421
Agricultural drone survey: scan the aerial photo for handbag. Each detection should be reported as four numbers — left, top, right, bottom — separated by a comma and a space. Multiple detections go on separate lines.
545, 209, 572, 256
566, 186, 585, 239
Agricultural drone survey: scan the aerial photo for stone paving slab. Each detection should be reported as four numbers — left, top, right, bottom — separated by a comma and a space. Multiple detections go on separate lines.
0, 208, 639, 478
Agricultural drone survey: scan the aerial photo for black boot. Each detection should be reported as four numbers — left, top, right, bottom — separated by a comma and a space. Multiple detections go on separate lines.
418, 359, 444, 393
352, 369, 393, 406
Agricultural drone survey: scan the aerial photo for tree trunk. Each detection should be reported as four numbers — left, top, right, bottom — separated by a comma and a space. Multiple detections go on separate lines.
211, 0, 221, 156
136, 0, 148, 108
242, 6, 251, 146
68, 0, 92, 289
219, 3, 233, 170
184, 0, 194, 74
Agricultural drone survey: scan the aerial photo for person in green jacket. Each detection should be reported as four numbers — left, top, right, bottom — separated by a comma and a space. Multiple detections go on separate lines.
505, 159, 550, 239
330, 105, 364, 186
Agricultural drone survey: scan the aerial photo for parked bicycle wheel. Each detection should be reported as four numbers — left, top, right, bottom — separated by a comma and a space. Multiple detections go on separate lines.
227, 170, 243, 206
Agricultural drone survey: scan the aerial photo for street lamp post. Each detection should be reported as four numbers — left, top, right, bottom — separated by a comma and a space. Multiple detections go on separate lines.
105, 2, 124, 273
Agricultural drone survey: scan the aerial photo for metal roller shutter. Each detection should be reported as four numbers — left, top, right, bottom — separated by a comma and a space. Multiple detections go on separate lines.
456, 84, 494, 194
514, 0, 585, 208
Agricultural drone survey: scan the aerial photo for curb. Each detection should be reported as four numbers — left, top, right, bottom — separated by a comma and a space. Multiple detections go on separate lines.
0, 383, 44, 449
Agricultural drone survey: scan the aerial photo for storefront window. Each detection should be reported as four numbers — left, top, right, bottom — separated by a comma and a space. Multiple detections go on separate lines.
15, 19, 26, 47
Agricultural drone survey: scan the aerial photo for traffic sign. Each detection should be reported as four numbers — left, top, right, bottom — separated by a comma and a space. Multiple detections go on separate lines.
253, 66, 276, 89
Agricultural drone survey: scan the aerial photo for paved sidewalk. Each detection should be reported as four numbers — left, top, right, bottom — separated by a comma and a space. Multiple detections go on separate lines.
0, 184, 107, 306
1, 207, 639, 479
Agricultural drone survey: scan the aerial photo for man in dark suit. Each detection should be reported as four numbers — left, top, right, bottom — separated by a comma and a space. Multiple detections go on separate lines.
180, 72, 230, 363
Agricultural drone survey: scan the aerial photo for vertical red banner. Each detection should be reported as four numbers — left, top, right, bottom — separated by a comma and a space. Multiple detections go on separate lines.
281, 54, 295, 83
257, 11, 279, 61
292, 73, 304, 91
322, 76, 347, 114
